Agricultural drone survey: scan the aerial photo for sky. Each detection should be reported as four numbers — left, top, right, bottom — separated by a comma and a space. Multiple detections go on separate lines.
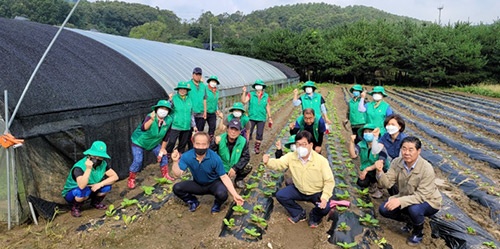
95, 0, 499, 24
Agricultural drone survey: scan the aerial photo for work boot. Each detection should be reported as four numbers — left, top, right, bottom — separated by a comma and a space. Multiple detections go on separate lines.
128, 172, 137, 189
235, 180, 245, 189
187, 199, 200, 212
160, 166, 174, 181
71, 201, 83, 217
288, 210, 306, 223
371, 188, 383, 199
91, 195, 107, 210
254, 141, 261, 154
211, 201, 222, 214
407, 223, 424, 246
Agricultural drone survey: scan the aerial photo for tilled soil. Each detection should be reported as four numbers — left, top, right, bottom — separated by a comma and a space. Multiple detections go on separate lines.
1, 85, 499, 248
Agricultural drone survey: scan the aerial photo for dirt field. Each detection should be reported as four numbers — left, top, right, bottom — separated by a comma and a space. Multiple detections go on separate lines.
1, 85, 499, 249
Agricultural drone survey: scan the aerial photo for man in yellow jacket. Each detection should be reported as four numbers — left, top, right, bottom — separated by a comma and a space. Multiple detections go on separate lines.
375, 136, 442, 246
263, 130, 335, 228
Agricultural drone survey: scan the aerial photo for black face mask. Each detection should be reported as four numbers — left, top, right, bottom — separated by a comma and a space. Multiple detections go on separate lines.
90, 157, 103, 168
194, 148, 207, 156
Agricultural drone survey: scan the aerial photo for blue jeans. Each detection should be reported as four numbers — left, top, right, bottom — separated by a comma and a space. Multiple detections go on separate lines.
275, 185, 332, 222
379, 201, 438, 226
64, 185, 112, 203
129, 143, 168, 173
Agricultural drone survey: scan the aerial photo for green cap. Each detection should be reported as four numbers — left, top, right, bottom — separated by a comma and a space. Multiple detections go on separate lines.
83, 141, 111, 159
368, 86, 387, 97
252, 79, 266, 89
284, 135, 296, 149
151, 99, 172, 111
229, 102, 246, 113
350, 84, 363, 93
357, 123, 378, 138
301, 81, 317, 91
174, 81, 191, 91
207, 75, 220, 85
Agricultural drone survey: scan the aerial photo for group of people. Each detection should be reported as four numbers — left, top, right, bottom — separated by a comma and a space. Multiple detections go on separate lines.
61, 78, 441, 246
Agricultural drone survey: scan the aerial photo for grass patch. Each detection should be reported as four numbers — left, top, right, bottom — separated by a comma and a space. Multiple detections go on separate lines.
452, 82, 500, 98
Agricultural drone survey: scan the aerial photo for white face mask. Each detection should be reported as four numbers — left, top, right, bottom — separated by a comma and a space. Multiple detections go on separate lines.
372, 93, 383, 101
297, 146, 309, 158
289, 144, 296, 152
386, 125, 399, 135
157, 109, 168, 118
209, 82, 217, 88
232, 111, 242, 118
254, 85, 263, 91
305, 87, 313, 94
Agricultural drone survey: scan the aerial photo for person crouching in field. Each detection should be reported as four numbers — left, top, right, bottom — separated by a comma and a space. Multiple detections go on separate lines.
375, 136, 441, 246
61, 141, 118, 217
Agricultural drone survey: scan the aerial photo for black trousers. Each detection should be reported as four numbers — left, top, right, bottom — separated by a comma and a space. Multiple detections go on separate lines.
195, 113, 217, 136
173, 179, 228, 205
166, 129, 192, 154
234, 164, 253, 181
249, 120, 265, 141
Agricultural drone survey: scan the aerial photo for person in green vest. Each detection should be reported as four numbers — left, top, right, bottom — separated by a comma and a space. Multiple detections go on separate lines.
61, 141, 118, 217
358, 86, 393, 136
217, 102, 251, 141
343, 84, 367, 144
241, 79, 273, 154
210, 119, 251, 189
127, 100, 174, 189
275, 135, 296, 159
293, 81, 332, 125
348, 123, 390, 199
290, 108, 326, 153
166, 81, 196, 154
187, 67, 208, 135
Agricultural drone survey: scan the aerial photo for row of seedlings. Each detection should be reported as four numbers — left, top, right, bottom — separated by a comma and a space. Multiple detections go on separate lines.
219, 107, 301, 241
325, 88, 392, 249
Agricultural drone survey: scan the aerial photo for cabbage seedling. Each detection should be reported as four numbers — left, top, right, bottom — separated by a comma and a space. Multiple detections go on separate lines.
242, 192, 251, 200
335, 190, 350, 200
137, 203, 152, 213
250, 214, 268, 227
336, 182, 349, 189
356, 198, 373, 208
232, 205, 249, 215
223, 218, 235, 228
482, 241, 496, 248
356, 188, 369, 196
141, 186, 155, 196
359, 214, 379, 226
244, 227, 261, 237
155, 177, 172, 185
336, 206, 348, 212
105, 204, 116, 217
374, 237, 387, 248
336, 242, 357, 249
246, 182, 258, 190
466, 226, 476, 235
122, 214, 137, 225
337, 222, 350, 231
253, 204, 265, 213
121, 198, 138, 208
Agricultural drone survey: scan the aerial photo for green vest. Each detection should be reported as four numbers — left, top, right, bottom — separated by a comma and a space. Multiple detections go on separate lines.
187, 79, 207, 114
218, 133, 246, 172
61, 158, 108, 197
206, 88, 219, 114
358, 141, 389, 171
366, 101, 389, 135
171, 94, 193, 131
349, 98, 366, 126
227, 114, 250, 128
131, 114, 172, 150
300, 93, 322, 116
248, 91, 268, 121
297, 115, 319, 141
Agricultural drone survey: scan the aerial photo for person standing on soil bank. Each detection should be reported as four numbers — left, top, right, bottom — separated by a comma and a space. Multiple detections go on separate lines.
188, 67, 208, 136
375, 136, 442, 246
171, 132, 244, 214
348, 123, 391, 199
293, 81, 332, 125
210, 119, 251, 189
290, 108, 326, 153
344, 84, 366, 144
377, 114, 408, 161
61, 141, 118, 217
127, 100, 174, 189
262, 130, 335, 228
358, 86, 393, 136
166, 81, 196, 155
217, 102, 251, 141
241, 79, 273, 154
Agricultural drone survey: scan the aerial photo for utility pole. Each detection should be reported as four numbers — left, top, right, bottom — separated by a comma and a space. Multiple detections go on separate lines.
209, 24, 212, 51
437, 6, 444, 25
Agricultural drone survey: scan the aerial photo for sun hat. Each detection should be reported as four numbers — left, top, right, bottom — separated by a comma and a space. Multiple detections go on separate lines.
83, 141, 111, 159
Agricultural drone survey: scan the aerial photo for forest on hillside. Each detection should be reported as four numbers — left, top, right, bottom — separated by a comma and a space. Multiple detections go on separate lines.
0, 0, 499, 86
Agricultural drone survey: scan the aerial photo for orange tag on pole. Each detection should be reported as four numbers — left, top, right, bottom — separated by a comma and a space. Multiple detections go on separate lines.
0, 133, 24, 148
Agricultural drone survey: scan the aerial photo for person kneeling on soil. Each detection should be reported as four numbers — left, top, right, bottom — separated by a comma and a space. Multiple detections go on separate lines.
348, 123, 391, 199
375, 136, 442, 246
262, 130, 335, 228
210, 119, 252, 189
289, 108, 326, 153
171, 132, 244, 214
61, 141, 119, 217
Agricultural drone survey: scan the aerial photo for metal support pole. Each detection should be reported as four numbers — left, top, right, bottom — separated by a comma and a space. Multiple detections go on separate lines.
7, 0, 81, 129
209, 24, 213, 51
4, 90, 11, 230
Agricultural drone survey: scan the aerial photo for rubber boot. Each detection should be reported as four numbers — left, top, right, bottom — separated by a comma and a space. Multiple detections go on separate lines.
128, 172, 137, 189
71, 201, 83, 217
407, 223, 424, 246
254, 141, 261, 154
91, 195, 107, 210
161, 165, 174, 181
